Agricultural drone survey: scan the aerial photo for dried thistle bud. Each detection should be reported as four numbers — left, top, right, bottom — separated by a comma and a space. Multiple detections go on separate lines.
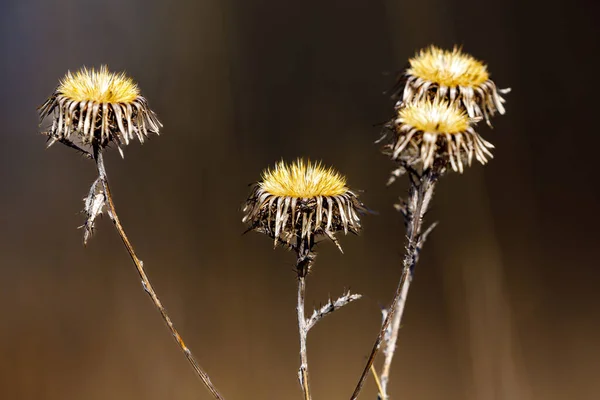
395, 45, 509, 125
38, 66, 162, 156
385, 98, 494, 173
80, 177, 106, 245
242, 159, 366, 252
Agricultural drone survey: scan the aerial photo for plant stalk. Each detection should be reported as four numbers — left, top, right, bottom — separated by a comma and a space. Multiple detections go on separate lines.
350, 168, 438, 400
294, 236, 314, 400
95, 149, 225, 400
297, 274, 311, 400
379, 274, 410, 397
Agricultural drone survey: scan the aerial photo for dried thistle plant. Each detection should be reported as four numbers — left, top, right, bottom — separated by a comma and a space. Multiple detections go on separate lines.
243, 159, 366, 400
38, 66, 224, 400
381, 97, 492, 184
392, 45, 510, 126
350, 46, 509, 400
39, 65, 161, 158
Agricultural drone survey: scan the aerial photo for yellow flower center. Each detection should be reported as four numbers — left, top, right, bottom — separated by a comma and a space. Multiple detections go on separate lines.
260, 159, 348, 198
408, 46, 489, 87
400, 98, 470, 134
57, 66, 140, 104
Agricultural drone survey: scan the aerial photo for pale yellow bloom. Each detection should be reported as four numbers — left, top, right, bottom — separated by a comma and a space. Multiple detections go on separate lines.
398, 97, 470, 135
408, 46, 489, 88
57, 66, 140, 104
260, 159, 348, 198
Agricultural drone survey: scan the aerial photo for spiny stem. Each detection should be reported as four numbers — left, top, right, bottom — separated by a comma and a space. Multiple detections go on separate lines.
295, 237, 314, 400
350, 168, 438, 400
297, 275, 311, 400
380, 275, 409, 397
95, 149, 225, 400
379, 174, 437, 398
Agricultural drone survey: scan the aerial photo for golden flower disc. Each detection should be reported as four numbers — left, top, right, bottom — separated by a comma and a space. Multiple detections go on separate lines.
260, 159, 348, 198
408, 46, 489, 88
399, 98, 470, 134
57, 66, 140, 104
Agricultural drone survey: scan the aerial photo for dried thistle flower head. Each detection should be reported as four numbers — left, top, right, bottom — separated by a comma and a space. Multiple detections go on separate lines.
397, 45, 509, 125
385, 98, 494, 173
242, 159, 366, 252
38, 66, 162, 155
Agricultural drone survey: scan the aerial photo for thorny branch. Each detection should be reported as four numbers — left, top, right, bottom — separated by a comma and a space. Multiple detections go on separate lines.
297, 275, 311, 400
294, 237, 361, 400
376, 218, 437, 399
351, 166, 441, 400
83, 146, 225, 400
295, 239, 313, 400
43, 131, 93, 159
305, 291, 362, 332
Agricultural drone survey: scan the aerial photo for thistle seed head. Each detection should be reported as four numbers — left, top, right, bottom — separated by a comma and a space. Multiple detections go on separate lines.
242, 159, 367, 252
383, 98, 494, 173
396, 45, 510, 125
38, 66, 162, 155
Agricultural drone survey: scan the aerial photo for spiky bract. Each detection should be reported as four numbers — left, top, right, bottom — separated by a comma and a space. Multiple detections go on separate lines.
38, 66, 162, 154
385, 98, 494, 173
243, 159, 365, 251
397, 46, 509, 125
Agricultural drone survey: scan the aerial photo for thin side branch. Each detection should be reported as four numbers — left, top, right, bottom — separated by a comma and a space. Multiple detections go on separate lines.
293, 236, 361, 400
350, 167, 439, 400
370, 364, 386, 400
95, 150, 225, 400
43, 131, 93, 158
305, 291, 362, 332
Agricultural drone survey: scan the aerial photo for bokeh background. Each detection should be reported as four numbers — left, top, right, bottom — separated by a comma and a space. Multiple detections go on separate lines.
1, 0, 598, 399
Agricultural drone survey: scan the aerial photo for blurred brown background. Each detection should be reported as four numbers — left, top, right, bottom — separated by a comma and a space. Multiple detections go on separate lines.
1, 0, 599, 399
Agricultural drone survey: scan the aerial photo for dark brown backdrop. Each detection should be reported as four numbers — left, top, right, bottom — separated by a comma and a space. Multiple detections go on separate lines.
1, 0, 598, 399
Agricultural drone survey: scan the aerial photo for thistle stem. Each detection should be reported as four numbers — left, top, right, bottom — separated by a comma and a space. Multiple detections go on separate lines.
294, 237, 314, 400
297, 274, 311, 400
379, 274, 409, 398
350, 168, 438, 400
94, 149, 225, 400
